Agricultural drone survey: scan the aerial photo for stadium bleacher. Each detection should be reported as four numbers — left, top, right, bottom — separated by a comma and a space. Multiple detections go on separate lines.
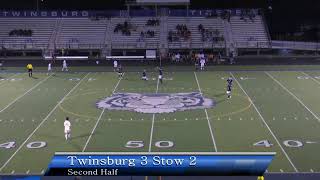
0, 9, 271, 55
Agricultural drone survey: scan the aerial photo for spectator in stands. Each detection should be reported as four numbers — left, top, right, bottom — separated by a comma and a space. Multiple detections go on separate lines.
146, 19, 160, 26
9, 29, 33, 37
198, 24, 204, 32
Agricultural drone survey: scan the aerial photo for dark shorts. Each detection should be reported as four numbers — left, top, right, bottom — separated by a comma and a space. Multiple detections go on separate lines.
28, 69, 32, 72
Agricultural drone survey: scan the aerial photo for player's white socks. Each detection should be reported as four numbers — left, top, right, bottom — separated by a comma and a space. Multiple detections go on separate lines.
65, 134, 68, 140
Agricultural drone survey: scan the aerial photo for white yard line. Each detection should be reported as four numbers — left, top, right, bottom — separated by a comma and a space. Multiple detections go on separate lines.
82, 74, 123, 152
148, 77, 160, 152
230, 72, 298, 172
194, 72, 218, 152
0, 74, 53, 113
0, 73, 90, 173
266, 72, 320, 122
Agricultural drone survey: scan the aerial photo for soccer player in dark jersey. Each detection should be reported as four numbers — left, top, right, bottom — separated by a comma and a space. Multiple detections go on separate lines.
158, 67, 163, 84
117, 65, 123, 78
226, 77, 233, 99
142, 70, 148, 80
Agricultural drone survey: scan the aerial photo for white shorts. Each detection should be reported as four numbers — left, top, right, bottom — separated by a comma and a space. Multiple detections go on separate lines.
201, 64, 204, 67
114, 65, 117, 68
64, 129, 71, 134
63, 65, 67, 68
48, 67, 52, 71
226, 91, 231, 94
142, 76, 147, 80
158, 75, 162, 79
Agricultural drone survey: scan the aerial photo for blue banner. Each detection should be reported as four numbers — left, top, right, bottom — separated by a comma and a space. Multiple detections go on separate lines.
45, 152, 275, 176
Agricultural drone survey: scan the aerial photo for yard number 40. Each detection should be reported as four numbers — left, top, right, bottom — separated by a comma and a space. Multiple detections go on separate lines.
254, 140, 303, 148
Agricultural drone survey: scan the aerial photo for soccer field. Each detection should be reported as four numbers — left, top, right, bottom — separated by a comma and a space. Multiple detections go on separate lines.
0, 67, 320, 175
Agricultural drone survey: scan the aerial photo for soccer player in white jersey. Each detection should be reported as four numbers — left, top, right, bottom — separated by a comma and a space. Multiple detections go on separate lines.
200, 58, 206, 70
62, 60, 68, 72
47, 62, 52, 75
64, 117, 71, 140
113, 60, 118, 71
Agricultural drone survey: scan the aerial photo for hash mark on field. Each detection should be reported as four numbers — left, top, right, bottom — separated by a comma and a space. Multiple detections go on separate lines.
267, 72, 320, 123
0, 73, 91, 172
231, 72, 298, 172
0, 74, 53, 114
82, 73, 123, 152
194, 72, 217, 152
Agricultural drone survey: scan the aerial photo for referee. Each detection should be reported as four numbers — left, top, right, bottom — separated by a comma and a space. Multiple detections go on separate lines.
27, 63, 33, 77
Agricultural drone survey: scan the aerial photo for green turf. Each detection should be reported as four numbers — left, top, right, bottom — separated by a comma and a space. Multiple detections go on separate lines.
0, 68, 320, 174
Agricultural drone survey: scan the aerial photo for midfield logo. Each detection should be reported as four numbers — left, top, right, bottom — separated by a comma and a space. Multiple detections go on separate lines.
96, 92, 214, 113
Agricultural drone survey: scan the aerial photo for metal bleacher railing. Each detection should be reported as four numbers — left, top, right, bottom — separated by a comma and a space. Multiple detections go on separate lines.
272, 41, 320, 51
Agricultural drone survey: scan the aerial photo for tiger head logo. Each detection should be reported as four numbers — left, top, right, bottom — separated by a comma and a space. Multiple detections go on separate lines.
96, 92, 214, 114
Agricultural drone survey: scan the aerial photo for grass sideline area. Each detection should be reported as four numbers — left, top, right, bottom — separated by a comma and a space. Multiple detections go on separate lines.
0, 66, 320, 175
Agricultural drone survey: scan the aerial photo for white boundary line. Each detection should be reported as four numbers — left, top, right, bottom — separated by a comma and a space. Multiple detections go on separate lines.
0, 74, 53, 113
194, 72, 218, 152
0, 73, 20, 86
0, 73, 90, 173
148, 77, 160, 152
266, 72, 320, 122
82, 74, 124, 152
230, 72, 298, 172
302, 71, 320, 86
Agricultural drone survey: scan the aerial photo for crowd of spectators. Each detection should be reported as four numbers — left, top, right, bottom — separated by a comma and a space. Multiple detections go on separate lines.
9, 29, 33, 37
168, 51, 225, 65
114, 21, 132, 36
138, 30, 155, 41
146, 19, 160, 26
141, 30, 155, 38
198, 24, 224, 43
168, 24, 191, 42
240, 9, 256, 22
